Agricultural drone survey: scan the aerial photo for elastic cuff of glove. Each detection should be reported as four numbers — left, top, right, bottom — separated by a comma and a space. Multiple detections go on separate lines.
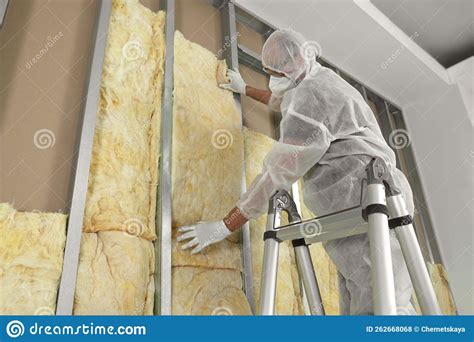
218, 220, 233, 237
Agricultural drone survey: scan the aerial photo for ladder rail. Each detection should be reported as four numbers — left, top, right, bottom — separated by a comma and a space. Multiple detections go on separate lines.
259, 157, 442, 316
259, 202, 283, 315
259, 190, 325, 315
388, 194, 442, 315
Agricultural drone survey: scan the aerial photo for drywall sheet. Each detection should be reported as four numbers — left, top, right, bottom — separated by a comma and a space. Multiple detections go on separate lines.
74, 232, 155, 315
172, 30, 243, 267
175, 0, 223, 54
82, 0, 165, 241
240, 65, 277, 139
243, 128, 304, 315
172, 266, 251, 315
0, 0, 97, 213
236, 21, 277, 139
0, 203, 67, 315
298, 181, 340, 315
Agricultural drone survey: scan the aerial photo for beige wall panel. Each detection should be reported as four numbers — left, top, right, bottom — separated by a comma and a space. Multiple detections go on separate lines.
239, 64, 276, 139
175, 0, 222, 54
236, 19, 277, 139
0, 0, 97, 213
139, 0, 160, 12
236, 21, 266, 55
0, 0, 157, 214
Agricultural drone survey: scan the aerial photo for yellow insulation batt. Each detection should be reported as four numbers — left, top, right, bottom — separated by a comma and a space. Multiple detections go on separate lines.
426, 263, 457, 314
172, 267, 251, 315
243, 128, 304, 315
74, 0, 165, 314
216, 59, 230, 85
0, 203, 67, 315
73, 232, 155, 315
82, 0, 165, 241
172, 31, 243, 231
171, 31, 250, 314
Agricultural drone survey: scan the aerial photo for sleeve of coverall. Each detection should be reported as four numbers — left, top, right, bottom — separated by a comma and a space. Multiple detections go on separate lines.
237, 89, 336, 219
268, 94, 283, 112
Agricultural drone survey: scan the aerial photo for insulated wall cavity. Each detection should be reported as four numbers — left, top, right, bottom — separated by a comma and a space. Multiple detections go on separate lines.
73, 0, 165, 315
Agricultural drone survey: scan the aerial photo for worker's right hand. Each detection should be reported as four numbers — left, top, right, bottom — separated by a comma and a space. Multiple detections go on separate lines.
177, 220, 231, 254
219, 69, 247, 94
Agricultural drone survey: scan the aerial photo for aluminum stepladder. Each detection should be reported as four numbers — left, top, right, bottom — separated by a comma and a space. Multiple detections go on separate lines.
259, 157, 442, 315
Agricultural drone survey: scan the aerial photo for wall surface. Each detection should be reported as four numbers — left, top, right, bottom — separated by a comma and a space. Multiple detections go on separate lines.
0, 0, 98, 213
234, 0, 473, 314
1, 0, 470, 313
0, 0, 160, 213
448, 57, 474, 125
236, 21, 275, 139
175, 0, 277, 138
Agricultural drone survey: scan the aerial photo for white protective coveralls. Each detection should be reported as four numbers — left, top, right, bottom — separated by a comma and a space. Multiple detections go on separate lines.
236, 29, 416, 315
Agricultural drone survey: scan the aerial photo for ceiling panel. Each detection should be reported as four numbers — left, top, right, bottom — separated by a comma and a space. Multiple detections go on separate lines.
372, 0, 474, 67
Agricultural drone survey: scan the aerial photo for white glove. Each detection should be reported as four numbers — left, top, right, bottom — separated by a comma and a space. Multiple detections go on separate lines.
219, 69, 247, 94
177, 220, 231, 254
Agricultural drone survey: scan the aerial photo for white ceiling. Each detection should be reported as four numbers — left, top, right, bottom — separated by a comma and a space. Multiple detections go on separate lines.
371, 0, 474, 67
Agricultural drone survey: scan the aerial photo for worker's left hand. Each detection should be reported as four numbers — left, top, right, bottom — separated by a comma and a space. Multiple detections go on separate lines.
219, 69, 247, 94
177, 220, 231, 254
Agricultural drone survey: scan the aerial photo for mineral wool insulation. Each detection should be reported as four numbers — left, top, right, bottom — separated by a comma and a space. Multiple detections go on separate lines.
73, 0, 165, 315
171, 31, 251, 315
1, 0, 455, 317
0, 203, 67, 315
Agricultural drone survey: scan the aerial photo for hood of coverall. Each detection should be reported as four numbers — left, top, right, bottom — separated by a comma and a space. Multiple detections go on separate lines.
262, 29, 321, 83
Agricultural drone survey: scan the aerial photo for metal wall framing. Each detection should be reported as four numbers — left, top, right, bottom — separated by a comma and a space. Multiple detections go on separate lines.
156, 0, 175, 315
0, 0, 9, 27
220, 0, 256, 313
56, 0, 113, 315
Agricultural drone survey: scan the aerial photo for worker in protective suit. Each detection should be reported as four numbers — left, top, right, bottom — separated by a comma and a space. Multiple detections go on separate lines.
177, 29, 416, 315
